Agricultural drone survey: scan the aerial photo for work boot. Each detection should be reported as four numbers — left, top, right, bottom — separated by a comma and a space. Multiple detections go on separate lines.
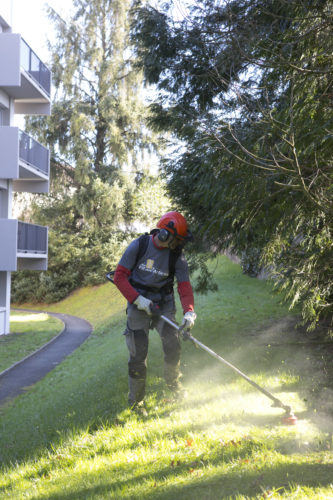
167, 380, 188, 399
128, 376, 146, 407
130, 401, 148, 417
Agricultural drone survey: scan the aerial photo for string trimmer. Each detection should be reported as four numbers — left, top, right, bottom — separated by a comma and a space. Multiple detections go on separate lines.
106, 272, 297, 425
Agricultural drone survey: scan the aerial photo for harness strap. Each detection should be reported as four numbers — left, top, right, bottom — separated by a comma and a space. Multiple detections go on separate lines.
129, 279, 174, 296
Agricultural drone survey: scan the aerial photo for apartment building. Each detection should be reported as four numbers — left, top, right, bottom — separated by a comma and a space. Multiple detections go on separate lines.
0, 9, 51, 334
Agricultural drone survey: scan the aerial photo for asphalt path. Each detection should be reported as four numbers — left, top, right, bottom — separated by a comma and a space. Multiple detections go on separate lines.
0, 311, 93, 406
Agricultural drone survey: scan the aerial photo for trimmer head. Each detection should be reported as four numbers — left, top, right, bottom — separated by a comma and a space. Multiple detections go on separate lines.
281, 405, 298, 425
272, 403, 298, 425
282, 413, 298, 425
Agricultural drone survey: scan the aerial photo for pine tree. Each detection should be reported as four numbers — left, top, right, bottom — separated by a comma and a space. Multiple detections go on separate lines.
12, 0, 168, 303
46, 0, 156, 183
131, 0, 333, 330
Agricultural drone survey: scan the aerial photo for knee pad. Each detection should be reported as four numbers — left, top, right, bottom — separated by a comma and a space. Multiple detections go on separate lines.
129, 364, 146, 379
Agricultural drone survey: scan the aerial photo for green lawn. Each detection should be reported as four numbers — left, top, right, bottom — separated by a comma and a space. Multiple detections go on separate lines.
0, 312, 63, 373
1, 256, 332, 499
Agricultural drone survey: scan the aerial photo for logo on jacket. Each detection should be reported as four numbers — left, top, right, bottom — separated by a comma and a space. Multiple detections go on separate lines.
146, 259, 154, 269
138, 259, 168, 277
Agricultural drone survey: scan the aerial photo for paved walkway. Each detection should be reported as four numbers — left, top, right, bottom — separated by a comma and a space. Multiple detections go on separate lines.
0, 311, 93, 406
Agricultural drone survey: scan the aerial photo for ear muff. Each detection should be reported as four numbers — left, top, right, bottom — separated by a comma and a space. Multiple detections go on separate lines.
158, 229, 170, 242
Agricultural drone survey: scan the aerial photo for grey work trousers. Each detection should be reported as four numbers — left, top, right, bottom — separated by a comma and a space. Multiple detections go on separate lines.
124, 294, 181, 402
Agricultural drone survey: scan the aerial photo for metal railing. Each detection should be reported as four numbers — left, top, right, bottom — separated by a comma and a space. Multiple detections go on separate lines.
19, 130, 49, 176
17, 222, 47, 254
20, 38, 51, 97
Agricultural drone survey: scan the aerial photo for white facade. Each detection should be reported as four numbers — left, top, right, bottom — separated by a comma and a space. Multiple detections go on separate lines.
0, 10, 51, 334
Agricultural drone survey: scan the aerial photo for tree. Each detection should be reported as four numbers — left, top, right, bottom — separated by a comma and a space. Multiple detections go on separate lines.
131, 0, 333, 331
12, 0, 168, 303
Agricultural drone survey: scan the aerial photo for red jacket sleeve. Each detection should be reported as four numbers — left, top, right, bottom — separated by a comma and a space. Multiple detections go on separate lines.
178, 281, 195, 313
113, 264, 139, 304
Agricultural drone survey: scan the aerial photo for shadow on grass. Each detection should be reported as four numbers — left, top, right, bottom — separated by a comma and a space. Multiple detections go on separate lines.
26, 461, 333, 500
0, 313, 330, 471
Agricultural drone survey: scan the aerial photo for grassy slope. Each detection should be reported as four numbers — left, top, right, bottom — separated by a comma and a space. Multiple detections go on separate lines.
1, 256, 332, 499
0, 313, 63, 373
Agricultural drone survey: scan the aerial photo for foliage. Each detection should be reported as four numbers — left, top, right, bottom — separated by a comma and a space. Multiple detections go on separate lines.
12, 169, 128, 302
124, 173, 172, 228
131, 0, 333, 330
12, 0, 169, 303
241, 247, 263, 278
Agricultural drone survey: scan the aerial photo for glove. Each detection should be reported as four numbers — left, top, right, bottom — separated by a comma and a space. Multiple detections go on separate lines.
181, 311, 197, 329
134, 295, 152, 316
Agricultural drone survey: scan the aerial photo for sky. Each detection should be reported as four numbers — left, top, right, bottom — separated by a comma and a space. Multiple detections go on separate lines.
4, 0, 193, 65
7, 0, 73, 63
7, 0, 193, 63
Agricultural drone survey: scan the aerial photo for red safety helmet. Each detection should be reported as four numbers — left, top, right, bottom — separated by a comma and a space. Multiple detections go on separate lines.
156, 211, 193, 241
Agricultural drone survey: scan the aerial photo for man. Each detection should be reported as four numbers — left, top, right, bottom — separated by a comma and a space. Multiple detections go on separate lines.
114, 211, 197, 411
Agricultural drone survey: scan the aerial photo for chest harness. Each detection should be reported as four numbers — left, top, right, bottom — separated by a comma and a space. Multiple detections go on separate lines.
129, 231, 182, 298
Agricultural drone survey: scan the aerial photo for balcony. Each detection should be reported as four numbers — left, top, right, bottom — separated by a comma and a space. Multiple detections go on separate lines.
19, 129, 49, 175
0, 33, 51, 114
20, 39, 51, 97
0, 219, 48, 271
17, 221, 47, 254
0, 126, 49, 193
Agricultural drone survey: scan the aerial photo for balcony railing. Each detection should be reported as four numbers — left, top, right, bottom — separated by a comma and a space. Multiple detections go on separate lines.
20, 38, 51, 97
19, 130, 49, 176
17, 222, 47, 254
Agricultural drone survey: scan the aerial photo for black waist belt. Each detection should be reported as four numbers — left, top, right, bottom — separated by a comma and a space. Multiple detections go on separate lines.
129, 280, 174, 296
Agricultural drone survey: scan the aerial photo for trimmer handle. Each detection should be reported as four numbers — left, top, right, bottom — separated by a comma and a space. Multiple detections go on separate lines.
106, 271, 115, 283
149, 302, 161, 318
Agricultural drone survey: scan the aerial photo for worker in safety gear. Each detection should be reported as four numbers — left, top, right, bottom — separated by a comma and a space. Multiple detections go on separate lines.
114, 211, 196, 411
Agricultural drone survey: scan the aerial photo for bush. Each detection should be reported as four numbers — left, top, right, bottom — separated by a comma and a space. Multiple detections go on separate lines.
241, 248, 262, 278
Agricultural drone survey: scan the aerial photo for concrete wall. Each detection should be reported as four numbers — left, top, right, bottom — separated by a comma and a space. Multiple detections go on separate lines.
0, 271, 10, 333
0, 126, 19, 178
0, 7, 51, 334
0, 218, 18, 271
0, 33, 20, 87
